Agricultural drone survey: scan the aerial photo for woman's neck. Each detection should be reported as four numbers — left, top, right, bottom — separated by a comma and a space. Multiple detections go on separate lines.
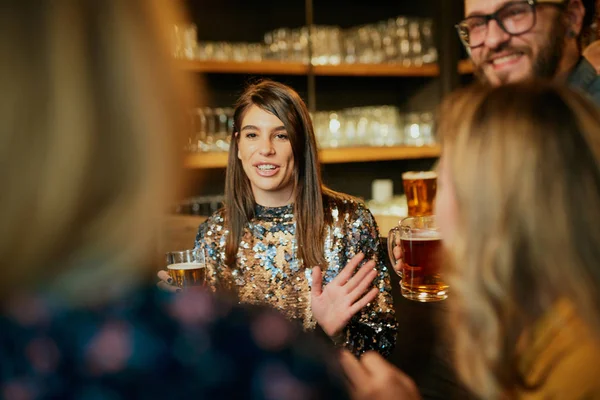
253, 190, 295, 208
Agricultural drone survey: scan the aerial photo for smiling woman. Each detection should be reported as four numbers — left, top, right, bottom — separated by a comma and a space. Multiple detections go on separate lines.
159, 80, 397, 356
236, 105, 296, 207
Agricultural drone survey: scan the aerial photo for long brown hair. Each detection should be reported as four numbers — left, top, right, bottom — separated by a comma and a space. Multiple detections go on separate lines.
224, 80, 351, 269
438, 82, 600, 398
0, 0, 193, 303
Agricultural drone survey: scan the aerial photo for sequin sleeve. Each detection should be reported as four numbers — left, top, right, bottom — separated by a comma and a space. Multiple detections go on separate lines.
339, 203, 397, 357
193, 210, 233, 292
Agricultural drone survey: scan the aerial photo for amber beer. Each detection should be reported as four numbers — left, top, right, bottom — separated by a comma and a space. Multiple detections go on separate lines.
402, 171, 437, 217
166, 249, 207, 289
168, 262, 207, 288
397, 215, 447, 302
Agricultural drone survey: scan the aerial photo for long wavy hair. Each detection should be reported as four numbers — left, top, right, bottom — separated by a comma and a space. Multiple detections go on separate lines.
224, 80, 352, 269
437, 82, 600, 398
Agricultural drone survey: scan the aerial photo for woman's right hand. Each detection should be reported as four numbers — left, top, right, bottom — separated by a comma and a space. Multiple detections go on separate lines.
340, 350, 421, 400
156, 270, 180, 293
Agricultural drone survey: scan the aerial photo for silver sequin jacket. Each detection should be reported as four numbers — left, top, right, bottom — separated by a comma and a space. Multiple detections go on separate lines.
194, 199, 397, 356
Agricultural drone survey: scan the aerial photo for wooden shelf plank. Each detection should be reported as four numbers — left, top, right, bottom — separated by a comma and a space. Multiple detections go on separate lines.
184, 151, 229, 169
319, 145, 441, 163
313, 63, 440, 77
179, 60, 440, 77
179, 60, 308, 75
179, 60, 473, 77
184, 145, 441, 169
458, 59, 474, 74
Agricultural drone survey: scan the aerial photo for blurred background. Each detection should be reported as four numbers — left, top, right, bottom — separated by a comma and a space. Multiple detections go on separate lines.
164, 0, 600, 250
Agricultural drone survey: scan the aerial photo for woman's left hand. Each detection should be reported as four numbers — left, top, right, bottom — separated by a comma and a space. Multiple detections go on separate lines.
310, 253, 378, 337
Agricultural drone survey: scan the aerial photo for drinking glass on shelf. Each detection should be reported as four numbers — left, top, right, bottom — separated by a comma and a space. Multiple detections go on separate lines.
214, 108, 229, 152
173, 24, 197, 59
247, 43, 264, 62
402, 171, 437, 217
421, 19, 438, 64
188, 109, 201, 152
311, 26, 329, 65
404, 113, 424, 146
313, 112, 329, 148
203, 107, 216, 151
290, 29, 306, 63
232, 43, 248, 62
379, 106, 402, 146
328, 111, 344, 147
196, 41, 215, 61
419, 112, 435, 144
343, 28, 358, 64
408, 19, 423, 66
264, 31, 276, 60
327, 26, 343, 65
342, 108, 358, 146
275, 28, 291, 61
382, 19, 399, 63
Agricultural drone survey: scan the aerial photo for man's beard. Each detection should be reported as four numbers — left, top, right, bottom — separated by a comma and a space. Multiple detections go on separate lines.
476, 14, 566, 85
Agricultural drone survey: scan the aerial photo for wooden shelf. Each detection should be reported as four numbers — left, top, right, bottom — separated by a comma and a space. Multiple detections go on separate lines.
313, 63, 440, 77
319, 145, 441, 163
458, 59, 474, 75
184, 151, 230, 169
179, 60, 440, 77
179, 60, 308, 75
184, 145, 441, 169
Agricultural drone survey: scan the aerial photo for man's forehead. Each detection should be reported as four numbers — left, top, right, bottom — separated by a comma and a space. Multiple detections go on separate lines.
464, 0, 514, 16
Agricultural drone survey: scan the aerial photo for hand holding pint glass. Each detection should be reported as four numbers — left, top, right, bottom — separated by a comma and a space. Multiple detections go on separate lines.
388, 216, 448, 302
165, 249, 207, 289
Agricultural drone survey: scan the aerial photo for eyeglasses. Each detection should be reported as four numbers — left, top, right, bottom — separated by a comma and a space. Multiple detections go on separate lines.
455, 0, 567, 49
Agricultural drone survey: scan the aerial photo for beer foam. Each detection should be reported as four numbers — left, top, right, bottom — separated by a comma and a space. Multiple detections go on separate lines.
402, 171, 437, 180
168, 262, 205, 270
401, 229, 441, 240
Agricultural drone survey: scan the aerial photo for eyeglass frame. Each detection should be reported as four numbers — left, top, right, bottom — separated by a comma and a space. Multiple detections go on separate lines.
455, 0, 568, 49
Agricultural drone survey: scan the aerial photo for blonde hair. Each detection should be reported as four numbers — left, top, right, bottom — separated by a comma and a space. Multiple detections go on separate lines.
438, 83, 600, 398
0, 0, 193, 302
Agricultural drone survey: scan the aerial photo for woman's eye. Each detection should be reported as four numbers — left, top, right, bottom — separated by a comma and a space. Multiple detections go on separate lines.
275, 133, 289, 140
245, 132, 257, 139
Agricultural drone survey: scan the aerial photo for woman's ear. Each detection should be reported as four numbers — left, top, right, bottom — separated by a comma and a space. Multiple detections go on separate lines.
235, 132, 241, 160
565, 0, 585, 38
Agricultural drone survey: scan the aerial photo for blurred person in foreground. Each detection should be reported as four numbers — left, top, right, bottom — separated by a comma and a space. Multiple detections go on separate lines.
0, 1, 349, 399
341, 82, 600, 399
457, 0, 600, 103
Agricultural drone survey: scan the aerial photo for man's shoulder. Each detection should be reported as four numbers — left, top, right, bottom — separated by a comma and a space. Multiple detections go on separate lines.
569, 58, 600, 105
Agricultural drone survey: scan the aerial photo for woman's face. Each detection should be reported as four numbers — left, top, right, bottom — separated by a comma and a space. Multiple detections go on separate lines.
237, 105, 296, 207
435, 153, 459, 244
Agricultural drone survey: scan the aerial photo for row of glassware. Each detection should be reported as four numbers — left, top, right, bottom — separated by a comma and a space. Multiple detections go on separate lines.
175, 195, 225, 217
186, 106, 436, 153
313, 107, 435, 148
174, 16, 437, 66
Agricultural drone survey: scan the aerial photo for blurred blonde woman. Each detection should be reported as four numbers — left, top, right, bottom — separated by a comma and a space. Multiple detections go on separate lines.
341, 82, 600, 400
0, 1, 348, 398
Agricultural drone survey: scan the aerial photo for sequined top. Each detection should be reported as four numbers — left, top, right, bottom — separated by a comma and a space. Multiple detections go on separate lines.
194, 199, 397, 357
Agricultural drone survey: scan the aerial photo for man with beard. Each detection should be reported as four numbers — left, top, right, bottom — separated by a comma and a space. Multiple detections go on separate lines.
456, 0, 600, 103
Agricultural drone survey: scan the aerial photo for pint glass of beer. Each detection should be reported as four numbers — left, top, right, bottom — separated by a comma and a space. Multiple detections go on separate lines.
166, 249, 207, 289
402, 171, 437, 216
388, 215, 448, 302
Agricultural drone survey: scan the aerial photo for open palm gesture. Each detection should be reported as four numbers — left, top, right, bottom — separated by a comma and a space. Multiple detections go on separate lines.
311, 253, 379, 337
